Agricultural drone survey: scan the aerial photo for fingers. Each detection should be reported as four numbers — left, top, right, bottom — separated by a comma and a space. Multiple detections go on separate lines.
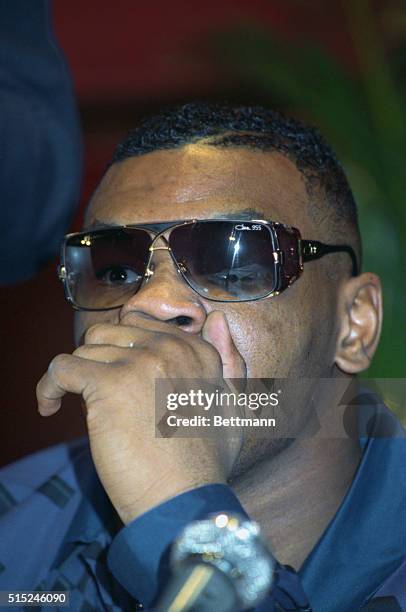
83, 319, 184, 348
37, 314, 238, 420
74, 344, 133, 362
36, 354, 108, 417
202, 311, 246, 379
84, 322, 155, 348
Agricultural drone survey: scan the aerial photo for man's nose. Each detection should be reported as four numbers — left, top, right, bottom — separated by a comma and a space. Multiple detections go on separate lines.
118, 248, 207, 333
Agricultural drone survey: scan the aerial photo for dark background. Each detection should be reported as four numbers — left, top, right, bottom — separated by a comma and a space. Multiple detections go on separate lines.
1, 0, 405, 467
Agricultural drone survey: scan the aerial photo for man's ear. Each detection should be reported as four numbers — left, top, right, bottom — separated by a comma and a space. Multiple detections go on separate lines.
335, 273, 383, 373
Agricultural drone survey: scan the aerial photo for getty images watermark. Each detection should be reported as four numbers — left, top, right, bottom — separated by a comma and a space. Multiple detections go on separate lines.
155, 378, 406, 439
166, 386, 281, 421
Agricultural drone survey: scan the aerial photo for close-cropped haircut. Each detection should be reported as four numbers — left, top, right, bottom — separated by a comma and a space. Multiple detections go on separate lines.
111, 102, 361, 269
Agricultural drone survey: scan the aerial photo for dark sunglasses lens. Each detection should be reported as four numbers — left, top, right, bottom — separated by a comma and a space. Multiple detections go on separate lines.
64, 228, 151, 309
170, 221, 277, 301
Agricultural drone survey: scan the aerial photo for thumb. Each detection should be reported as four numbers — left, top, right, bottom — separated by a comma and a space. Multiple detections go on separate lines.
202, 311, 246, 380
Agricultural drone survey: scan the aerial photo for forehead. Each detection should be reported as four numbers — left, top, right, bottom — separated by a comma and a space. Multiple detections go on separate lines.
87, 144, 313, 232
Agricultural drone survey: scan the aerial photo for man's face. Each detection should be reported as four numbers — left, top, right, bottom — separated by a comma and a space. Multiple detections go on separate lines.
77, 144, 341, 375
75, 144, 345, 464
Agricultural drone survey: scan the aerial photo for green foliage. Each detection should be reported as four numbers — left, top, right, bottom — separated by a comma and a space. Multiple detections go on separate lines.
211, 2, 406, 380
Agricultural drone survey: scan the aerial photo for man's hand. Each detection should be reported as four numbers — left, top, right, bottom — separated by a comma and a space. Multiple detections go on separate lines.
36, 311, 245, 524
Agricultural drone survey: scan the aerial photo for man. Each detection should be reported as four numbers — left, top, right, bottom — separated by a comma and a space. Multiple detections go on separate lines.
1, 103, 405, 611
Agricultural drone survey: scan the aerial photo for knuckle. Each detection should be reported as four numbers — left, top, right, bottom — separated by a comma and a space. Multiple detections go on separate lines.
84, 323, 105, 344
47, 353, 72, 385
48, 353, 70, 373
153, 358, 168, 378
164, 335, 200, 367
72, 344, 87, 358
144, 347, 161, 366
159, 334, 183, 353
139, 348, 167, 376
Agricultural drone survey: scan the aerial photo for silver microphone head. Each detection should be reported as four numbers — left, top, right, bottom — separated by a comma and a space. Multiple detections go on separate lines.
170, 512, 276, 610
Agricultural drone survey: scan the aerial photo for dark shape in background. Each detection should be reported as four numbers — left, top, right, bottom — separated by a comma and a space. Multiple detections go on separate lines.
0, 0, 82, 284
1, 0, 404, 467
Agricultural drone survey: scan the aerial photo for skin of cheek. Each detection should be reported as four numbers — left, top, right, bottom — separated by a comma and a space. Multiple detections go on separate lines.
212, 271, 330, 379
221, 272, 340, 476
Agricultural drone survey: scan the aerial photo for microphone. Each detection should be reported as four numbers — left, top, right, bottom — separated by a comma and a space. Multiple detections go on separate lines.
155, 512, 275, 611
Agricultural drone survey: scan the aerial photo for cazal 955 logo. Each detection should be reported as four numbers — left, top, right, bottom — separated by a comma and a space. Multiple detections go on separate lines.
235, 224, 263, 231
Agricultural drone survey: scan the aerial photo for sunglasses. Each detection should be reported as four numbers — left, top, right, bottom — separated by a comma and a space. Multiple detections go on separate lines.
58, 219, 358, 311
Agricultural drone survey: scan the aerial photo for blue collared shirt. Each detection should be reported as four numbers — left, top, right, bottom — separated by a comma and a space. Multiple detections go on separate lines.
1, 403, 405, 611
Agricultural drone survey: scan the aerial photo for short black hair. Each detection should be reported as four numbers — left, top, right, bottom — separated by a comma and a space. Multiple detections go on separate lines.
112, 102, 361, 268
